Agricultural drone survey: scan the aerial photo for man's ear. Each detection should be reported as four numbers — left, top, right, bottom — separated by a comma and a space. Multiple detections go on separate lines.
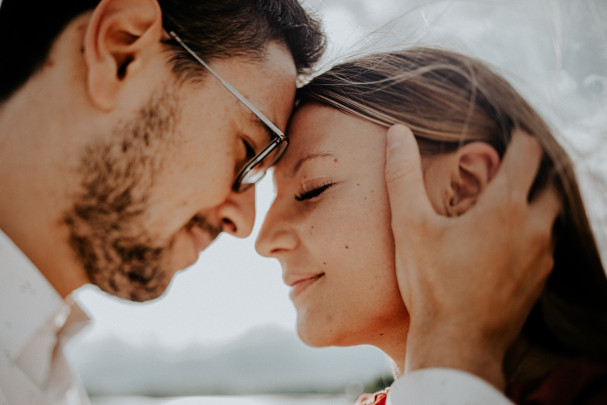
83, 0, 163, 111
447, 142, 500, 216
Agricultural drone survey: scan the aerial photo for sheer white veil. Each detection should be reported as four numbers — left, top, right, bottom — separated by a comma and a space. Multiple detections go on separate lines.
310, 0, 607, 268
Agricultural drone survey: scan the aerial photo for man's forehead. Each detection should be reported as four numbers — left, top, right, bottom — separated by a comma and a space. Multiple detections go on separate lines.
261, 42, 298, 79
258, 42, 298, 124
209, 42, 296, 133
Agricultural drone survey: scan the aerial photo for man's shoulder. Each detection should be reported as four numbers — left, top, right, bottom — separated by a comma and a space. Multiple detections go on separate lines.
0, 229, 65, 358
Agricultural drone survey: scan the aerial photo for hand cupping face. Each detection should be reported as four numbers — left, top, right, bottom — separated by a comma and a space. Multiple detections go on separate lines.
385, 125, 560, 387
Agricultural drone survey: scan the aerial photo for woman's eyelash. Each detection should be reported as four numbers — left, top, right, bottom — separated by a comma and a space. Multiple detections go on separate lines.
295, 182, 334, 201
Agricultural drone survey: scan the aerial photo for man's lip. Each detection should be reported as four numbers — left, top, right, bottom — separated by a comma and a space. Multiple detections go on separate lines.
188, 226, 215, 253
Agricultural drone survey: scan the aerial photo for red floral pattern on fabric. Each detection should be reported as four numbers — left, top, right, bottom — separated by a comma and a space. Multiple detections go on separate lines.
355, 389, 389, 405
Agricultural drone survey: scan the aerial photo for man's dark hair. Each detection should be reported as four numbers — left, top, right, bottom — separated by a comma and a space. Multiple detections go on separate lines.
0, 0, 325, 101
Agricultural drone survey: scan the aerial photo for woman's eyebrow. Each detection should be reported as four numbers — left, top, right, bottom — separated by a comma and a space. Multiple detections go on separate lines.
291, 153, 335, 177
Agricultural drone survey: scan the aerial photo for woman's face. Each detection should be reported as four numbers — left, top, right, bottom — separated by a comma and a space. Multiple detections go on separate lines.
256, 103, 409, 351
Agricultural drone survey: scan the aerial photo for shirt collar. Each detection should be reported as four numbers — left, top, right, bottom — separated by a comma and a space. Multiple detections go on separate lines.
0, 229, 90, 387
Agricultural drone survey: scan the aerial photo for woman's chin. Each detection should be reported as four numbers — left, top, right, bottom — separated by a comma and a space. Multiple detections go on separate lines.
296, 322, 356, 348
296, 322, 336, 348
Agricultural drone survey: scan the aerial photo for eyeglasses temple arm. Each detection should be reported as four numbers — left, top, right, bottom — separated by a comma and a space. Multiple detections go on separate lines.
168, 31, 285, 140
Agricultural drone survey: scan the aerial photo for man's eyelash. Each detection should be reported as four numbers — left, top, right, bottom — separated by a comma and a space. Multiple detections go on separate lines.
295, 182, 334, 201
243, 139, 256, 160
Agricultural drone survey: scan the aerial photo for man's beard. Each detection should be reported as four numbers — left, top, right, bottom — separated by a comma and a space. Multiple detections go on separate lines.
63, 89, 212, 302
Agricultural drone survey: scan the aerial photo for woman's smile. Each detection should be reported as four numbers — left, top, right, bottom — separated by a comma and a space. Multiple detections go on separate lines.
286, 272, 325, 300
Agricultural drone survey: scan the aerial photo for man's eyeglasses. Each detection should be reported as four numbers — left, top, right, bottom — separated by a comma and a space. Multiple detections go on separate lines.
168, 31, 288, 192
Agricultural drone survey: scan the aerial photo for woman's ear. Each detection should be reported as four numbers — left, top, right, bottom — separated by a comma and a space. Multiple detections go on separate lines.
447, 142, 500, 216
83, 0, 163, 111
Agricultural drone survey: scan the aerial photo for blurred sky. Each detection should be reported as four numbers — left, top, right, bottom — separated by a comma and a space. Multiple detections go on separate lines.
70, 0, 607, 352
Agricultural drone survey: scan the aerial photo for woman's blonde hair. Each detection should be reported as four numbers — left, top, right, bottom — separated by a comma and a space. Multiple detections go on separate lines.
298, 47, 607, 369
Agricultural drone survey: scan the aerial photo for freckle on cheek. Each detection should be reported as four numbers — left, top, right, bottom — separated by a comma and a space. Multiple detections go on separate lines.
345, 245, 349, 249
334, 158, 338, 163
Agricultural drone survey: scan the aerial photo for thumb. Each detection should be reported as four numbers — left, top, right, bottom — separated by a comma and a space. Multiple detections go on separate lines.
385, 125, 435, 226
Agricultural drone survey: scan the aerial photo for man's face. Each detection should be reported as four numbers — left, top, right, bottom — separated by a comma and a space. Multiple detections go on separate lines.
64, 43, 297, 301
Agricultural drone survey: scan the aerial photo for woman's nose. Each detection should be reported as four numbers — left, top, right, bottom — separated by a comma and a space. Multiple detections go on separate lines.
255, 201, 298, 257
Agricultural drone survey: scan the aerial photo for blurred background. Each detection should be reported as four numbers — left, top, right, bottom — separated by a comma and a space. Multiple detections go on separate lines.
59, 0, 606, 403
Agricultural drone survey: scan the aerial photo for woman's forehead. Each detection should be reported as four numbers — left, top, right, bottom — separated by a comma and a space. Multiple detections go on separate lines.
276, 104, 386, 174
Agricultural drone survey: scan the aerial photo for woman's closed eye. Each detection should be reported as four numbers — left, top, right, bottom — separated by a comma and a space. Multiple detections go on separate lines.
295, 180, 335, 201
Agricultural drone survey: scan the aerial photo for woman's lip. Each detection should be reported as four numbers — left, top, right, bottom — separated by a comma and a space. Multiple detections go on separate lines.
288, 273, 324, 299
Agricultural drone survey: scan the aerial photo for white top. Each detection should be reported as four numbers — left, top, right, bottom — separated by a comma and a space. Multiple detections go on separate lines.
0, 228, 517, 405
387, 368, 514, 404
0, 230, 91, 405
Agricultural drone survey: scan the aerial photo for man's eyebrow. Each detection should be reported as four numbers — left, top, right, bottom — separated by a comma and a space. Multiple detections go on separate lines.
249, 111, 275, 142
292, 153, 335, 176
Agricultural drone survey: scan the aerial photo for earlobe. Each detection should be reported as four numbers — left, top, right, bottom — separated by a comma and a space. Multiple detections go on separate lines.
83, 0, 163, 111
449, 142, 500, 216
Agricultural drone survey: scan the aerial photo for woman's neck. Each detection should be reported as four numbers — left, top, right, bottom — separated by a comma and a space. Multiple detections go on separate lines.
371, 321, 409, 377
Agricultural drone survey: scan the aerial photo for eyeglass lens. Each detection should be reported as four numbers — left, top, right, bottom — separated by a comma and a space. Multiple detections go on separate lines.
235, 137, 289, 191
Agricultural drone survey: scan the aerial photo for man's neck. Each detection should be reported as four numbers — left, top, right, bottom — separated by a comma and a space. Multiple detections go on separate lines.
0, 36, 91, 298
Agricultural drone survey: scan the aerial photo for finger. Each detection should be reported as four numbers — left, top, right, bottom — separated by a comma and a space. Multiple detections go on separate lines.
479, 130, 543, 212
526, 184, 562, 256
496, 129, 544, 201
513, 185, 560, 295
384, 124, 436, 225
520, 247, 554, 307
529, 183, 562, 228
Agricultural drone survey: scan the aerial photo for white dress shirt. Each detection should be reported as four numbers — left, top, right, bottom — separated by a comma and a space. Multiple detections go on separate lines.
387, 368, 514, 404
0, 230, 91, 405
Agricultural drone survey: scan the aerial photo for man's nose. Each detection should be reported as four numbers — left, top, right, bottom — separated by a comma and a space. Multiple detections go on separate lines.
216, 186, 256, 238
